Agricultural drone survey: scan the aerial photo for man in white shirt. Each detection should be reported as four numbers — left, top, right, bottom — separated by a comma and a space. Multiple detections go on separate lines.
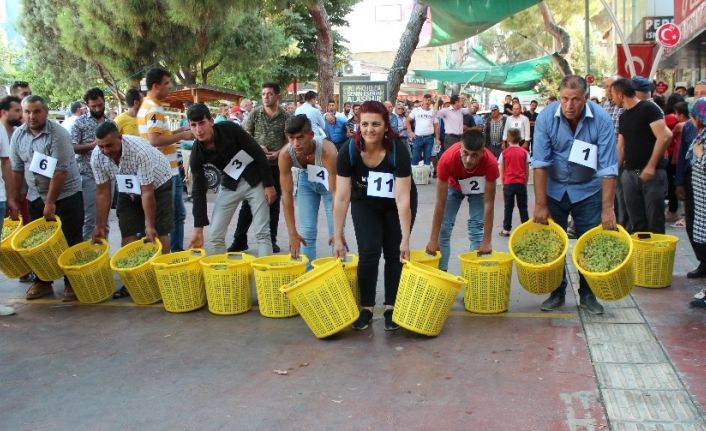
502, 101, 531, 150
0, 96, 18, 315
61, 102, 83, 132
436, 95, 470, 154
294, 91, 327, 140
406, 94, 440, 166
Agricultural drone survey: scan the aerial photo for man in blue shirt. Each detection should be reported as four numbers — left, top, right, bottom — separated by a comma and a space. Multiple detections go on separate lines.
532, 75, 618, 315
294, 91, 327, 140
323, 101, 348, 149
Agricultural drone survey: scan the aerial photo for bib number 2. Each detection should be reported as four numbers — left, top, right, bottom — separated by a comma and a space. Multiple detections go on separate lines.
459, 176, 485, 195
367, 171, 395, 198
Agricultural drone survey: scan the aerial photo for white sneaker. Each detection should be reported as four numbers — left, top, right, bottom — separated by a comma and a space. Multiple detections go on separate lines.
694, 289, 706, 300
0, 304, 16, 316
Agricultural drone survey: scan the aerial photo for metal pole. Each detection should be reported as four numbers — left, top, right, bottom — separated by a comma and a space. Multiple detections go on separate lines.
649, 45, 664, 80
600, 0, 636, 77
585, 0, 591, 96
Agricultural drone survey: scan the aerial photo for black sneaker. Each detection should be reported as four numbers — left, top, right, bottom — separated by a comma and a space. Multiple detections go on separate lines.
580, 295, 604, 315
540, 294, 565, 311
353, 309, 373, 330
690, 297, 706, 308
227, 241, 248, 253
272, 244, 281, 253
383, 309, 399, 331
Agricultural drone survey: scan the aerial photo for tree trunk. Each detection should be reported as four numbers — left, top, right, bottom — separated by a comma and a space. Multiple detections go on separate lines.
96, 63, 125, 106
387, 2, 428, 101
538, 1, 573, 76
307, 0, 334, 109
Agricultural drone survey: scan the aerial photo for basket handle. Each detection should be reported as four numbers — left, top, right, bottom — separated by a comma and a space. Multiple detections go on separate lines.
635, 232, 652, 240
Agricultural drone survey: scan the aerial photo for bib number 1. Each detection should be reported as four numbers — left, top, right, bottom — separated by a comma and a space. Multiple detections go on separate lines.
367, 171, 395, 198
568, 139, 598, 170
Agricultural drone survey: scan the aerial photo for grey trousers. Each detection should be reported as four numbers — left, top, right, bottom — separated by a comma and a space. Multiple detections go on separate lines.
620, 169, 667, 234
81, 172, 110, 240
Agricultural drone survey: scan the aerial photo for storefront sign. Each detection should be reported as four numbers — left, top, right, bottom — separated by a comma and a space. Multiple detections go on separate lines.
667, 0, 706, 55
643, 16, 674, 41
616, 44, 657, 78
339, 81, 388, 110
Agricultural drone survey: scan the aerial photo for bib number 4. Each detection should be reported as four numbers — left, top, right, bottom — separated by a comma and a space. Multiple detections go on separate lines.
307, 165, 329, 191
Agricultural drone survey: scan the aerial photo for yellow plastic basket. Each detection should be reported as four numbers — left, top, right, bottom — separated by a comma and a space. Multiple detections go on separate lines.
572, 225, 634, 300
152, 249, 207, 313
311, 254, 359, 306
509, 219, 569, 295
252, 255, 308, 318
200, 253, 255, 315
392, 260, 466, 336
631, 232, 679, 288
58, 239, 115, 304
11, 216, 68, 281
281, 259, 359, 338
0, 218, 31, 278
459, 251, 513, 314
410, 249, 441, 269
109, 238, 163, 305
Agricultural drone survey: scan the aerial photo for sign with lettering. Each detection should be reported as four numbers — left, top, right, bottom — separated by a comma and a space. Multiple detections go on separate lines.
339, 81, 388, 111
643, 16, 674, 41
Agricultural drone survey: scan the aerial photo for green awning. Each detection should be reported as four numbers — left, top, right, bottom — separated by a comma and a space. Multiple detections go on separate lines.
421, 0, 542, 47
413, 55, 552, 92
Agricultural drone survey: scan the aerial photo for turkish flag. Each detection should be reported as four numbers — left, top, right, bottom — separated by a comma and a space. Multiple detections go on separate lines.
616, 43, 657, 78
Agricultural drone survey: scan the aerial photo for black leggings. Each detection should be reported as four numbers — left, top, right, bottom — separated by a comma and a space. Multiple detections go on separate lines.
351, 198, 417, 307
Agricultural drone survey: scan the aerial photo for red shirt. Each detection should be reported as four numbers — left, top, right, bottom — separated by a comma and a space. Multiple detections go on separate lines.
437, 143, 499, 192
499, 145, 530, 185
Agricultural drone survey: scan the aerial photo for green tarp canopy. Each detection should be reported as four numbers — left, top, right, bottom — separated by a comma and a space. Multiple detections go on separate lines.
420, 0, 543, 47
414, 54, 552, 92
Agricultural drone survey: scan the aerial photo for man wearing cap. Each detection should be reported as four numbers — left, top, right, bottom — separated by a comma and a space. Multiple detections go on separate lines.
532, 75, 618, 315
632, 76, 654, 102
675, 84, 688, 98
612, 77, 672, 234
230, 106, 244, 126
484, 105, 506, 158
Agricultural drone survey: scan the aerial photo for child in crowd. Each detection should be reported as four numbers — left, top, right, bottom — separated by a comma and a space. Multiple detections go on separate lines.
498, 128, 529, 236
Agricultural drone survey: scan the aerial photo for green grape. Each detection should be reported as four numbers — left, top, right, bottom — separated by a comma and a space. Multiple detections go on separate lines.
115, 248, 157, 268
513, 230, 564, 264
578, 233, 629, 273
21, 227, 57, 248
72, 250, 101, 265
1, 226, 15, 241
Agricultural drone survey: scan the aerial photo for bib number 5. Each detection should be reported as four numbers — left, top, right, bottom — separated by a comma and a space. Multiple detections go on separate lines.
367, 171, 395, 198
117, 174, 141, 195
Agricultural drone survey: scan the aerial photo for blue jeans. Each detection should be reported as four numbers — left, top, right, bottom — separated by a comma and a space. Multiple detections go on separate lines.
439, 187, 484, 271
0, 201, 5, 233
548, 191, 602, 298
296, 169, 333, 266
412, 135, 434, 165
171, 175, 186, 252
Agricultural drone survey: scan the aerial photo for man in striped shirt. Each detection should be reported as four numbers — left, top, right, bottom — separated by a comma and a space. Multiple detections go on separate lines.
137, 68, 193, 252
91, 122, 173, 249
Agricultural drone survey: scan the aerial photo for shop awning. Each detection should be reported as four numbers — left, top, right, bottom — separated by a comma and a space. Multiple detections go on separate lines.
420, 0, 542, 47
413, 55, 552, 92
163, 84, 246, 110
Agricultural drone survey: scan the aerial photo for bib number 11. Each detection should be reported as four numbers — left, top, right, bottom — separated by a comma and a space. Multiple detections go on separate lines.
367, 171, 395, 198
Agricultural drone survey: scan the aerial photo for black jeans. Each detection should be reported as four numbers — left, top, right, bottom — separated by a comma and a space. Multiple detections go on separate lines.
684, 171, 706, 263
29, 191, 84, 283
620, 169, 667, 234
351, 198, 417, 308
502, 183, 528, 231
666, 162, 678, 213
232, 165, 281, 246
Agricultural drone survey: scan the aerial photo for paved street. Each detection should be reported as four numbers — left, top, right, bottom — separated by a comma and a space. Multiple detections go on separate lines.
1, 180, 705, 430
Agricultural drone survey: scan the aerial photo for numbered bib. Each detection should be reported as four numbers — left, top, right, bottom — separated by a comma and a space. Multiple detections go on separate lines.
458, 176, 485, 195
367, 171, 395, 198
223, 151, 254, 180
29, 151, 58, 178
568, 139, 598, 170
117, 174, 141, 195
307, 165, 329, 191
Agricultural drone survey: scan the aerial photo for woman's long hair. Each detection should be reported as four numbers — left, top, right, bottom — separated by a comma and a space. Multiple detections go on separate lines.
353, 100, 399, 152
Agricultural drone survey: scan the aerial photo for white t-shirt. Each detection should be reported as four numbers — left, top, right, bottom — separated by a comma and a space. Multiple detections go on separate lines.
502, 114, 531, 141
409, 107, 438, 136
0, 126, 10, 202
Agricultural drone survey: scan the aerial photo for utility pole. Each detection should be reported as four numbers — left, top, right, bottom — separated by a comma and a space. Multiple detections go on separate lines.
585, 0, 591, 96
